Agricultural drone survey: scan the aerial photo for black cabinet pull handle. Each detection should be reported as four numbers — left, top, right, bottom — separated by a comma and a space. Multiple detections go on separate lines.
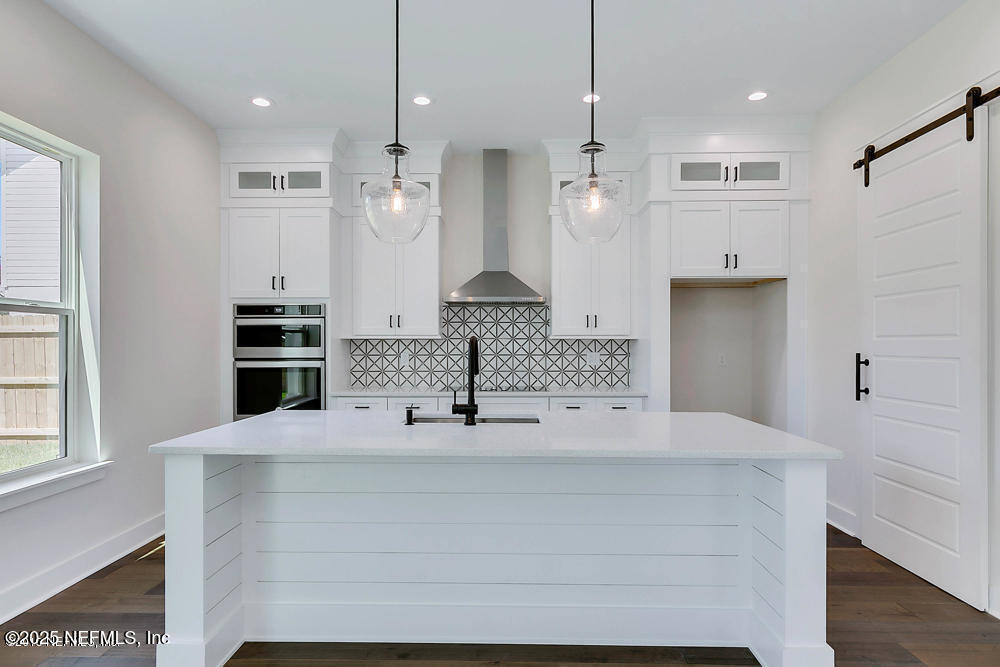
611, 405, 627, 410
724, 165, 729, 183
396, 314, 401, 328
389, 315, 393, 328
734, 254, 738, 270
272, 175, 277, 191
354, 405, 370, 409
586, 314, 590, 328
280, 174, 286, 190
855, 353, 870, 401
724, 253, 729, 269
594, 314, 598, 328
271, 276, 277, 290
734, 166, 739, 182
566, 405, 581, 410
280, 276, 285, 290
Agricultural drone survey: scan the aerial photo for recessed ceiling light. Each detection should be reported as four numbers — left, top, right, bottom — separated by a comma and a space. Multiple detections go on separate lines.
582, 93, 600, 104
412, 96, 431, 106
251, 97, 273, 107
747, 91, 768, 101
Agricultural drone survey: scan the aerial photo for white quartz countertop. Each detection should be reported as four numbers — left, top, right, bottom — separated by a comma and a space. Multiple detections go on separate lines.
149, 410, 842, 460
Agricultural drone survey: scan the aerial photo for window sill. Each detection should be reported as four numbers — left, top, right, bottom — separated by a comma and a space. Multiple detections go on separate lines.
0, 460, 113, 513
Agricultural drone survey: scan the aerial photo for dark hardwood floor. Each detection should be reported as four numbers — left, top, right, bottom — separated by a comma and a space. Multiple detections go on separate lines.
2, 526, 999, 666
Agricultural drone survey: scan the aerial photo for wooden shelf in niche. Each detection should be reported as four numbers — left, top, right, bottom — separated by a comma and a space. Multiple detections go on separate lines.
670, 277, 786, 289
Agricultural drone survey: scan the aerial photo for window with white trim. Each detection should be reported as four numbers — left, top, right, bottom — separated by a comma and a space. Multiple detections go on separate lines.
0, 128, 75, 476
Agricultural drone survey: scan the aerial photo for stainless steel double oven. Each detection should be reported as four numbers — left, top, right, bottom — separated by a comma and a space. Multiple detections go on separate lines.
233, 304, 325, 420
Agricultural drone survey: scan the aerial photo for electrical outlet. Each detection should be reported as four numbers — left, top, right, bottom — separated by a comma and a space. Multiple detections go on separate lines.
719, 353, 727, 367
586, 350, 602, 367
399, 351, 412, 368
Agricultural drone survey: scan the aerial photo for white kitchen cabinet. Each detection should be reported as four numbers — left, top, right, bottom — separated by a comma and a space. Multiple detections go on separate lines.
278, 209, 331, 298
730, 201, 789, 277
550, 217, 631, 338
352, 217, 440, 338
670, 201, 788, 279
670, 153, 789, 191
670, 202, 732, 277
353, 174, 439, 207
333, 397, 388, 411
476, 396, 549, 414
228, 208, 330, 298
598, 397, 645, 411
387, 397, 439, 413
229, 163, 329, 198
550, 397, 596, 412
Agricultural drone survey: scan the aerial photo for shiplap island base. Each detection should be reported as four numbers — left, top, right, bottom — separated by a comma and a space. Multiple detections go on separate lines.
149, 410, 841, 667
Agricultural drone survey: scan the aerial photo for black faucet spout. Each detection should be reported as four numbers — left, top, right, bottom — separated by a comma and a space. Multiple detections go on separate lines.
451, 336, 480, 426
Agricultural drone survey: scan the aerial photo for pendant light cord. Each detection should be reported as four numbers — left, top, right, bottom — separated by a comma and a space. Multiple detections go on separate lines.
590, 0, 595, 145
395, 0, 400, 145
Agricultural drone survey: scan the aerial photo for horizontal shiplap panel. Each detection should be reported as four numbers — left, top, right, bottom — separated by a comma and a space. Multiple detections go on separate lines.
752, 559, 784, 618
752, 497, 784, 548
254, 461, 740, 495
205, 554, 242, 611
254, 581, 743, 608
205, 524, 241, 578
205, 465, 241, 511
205, 494, 241, 546
753, 588, 784, 639
751, 528, 783, 582
255, 552, 741, 587
255, 522, 741, 556
204, 456, 240, 479
751, 465, 784, 514
205, 583, 241, 634
255, 492, 740, 525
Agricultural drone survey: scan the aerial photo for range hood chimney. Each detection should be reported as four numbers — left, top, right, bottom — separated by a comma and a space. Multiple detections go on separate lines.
445, 149, 545, 305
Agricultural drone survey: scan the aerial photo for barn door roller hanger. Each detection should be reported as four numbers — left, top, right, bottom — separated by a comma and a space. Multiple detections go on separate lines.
854, 84, 1000, 187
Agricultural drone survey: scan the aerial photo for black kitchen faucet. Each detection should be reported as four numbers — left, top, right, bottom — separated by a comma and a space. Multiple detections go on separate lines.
451, 336, 480, 426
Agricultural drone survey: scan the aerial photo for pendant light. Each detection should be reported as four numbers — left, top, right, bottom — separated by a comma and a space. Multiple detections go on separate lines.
362, 0, 430, 244
558, 0, 625, 243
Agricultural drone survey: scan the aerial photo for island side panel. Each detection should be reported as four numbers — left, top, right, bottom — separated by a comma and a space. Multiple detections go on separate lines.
748, 459, 833, 667
244, 457, 748, 646
157, 455, 245, 667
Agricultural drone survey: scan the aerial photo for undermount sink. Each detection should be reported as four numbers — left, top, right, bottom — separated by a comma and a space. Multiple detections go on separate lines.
409, 414, 540, 424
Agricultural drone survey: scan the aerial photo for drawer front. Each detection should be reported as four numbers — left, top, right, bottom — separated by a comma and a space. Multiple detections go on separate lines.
549, 397, 597, 412
387, 397, 439, 413
476, 397, 549, 414
598, 397, 645, 412
333, 397, 388, 411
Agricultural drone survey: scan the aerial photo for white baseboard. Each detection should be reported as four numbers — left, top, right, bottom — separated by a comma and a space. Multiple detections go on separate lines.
0, 513, 164, 624
826, 501, 858, 536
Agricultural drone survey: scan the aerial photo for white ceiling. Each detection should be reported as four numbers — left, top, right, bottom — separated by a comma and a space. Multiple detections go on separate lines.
45, 0, 964, 148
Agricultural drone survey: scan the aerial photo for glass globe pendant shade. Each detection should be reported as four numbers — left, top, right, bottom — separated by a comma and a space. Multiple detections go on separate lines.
362, 145, 430, 243
559, 143, 625, 243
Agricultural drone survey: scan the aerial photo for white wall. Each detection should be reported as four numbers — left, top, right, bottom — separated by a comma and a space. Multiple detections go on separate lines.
670, 287, 754, 419
0, 0, 219, 620
751, 281, 787, 429
440, 149, 550, 300
808, 0, 1000, 535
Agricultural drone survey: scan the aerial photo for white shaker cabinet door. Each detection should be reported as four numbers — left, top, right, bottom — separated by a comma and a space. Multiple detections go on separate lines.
352, 219, 398, 336
278, 209, 330, 298
670, 202, 731, 277
730, 201, 789, 278
396, 217, 441, 337
550, 218, 595, 337
592, 218, 630, 336
229, 208, 280, 298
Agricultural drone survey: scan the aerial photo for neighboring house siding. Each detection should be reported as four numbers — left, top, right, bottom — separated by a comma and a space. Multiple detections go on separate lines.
0, 138, 60, 302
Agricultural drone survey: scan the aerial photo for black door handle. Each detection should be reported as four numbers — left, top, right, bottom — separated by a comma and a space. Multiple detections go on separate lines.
855, 353, 870, 401
724, 253, 729, 269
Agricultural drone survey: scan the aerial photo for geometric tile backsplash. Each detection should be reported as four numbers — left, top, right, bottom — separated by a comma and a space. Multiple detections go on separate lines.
350, 305, 629, 392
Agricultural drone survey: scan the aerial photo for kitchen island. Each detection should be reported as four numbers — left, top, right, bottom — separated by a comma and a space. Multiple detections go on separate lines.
149, 409, 841, 667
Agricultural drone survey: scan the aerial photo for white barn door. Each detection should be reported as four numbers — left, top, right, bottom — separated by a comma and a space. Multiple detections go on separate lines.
858, 104, 988, 609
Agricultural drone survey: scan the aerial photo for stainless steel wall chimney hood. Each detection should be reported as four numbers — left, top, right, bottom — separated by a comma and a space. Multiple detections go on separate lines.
445, 149, 545, 305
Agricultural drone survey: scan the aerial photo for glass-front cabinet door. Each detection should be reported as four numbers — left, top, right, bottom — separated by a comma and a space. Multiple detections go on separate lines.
732, 153, 790, 190
229, 163, 279, 197
279, 163, 329, 197
670, 153, 732, 190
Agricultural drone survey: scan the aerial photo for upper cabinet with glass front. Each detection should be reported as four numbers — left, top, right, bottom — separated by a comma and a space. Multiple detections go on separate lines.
229, 162, 330, 198
670, 152, 789, 191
